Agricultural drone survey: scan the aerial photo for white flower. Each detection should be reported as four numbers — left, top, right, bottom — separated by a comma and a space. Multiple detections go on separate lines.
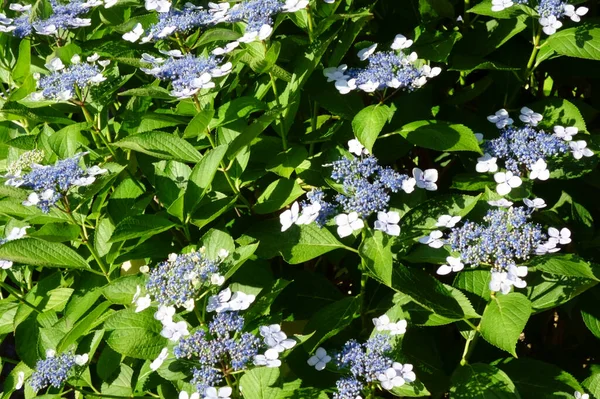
529, 159, 549, 181
161, 321, 189, 341
388, 320, 407, 335
296, 202, 321, 225
436, 256, 464, 275
253, 348, 281, 368
523, 198, 546, 209
507, 265, 528, 289
307, 347, 331, 371
260, 325, 296, 352
323, 0, 335, 3
569, 140, 593, 159
421, 65, 441, 78
154, 305, 175, 324
0, 26, 16, 33
574, 392, 590, 399
72, 175, 96, 186
563, 5, 588, 22
210, 62, 233, 78
535, 239, 560, 255
98, 60, 111, 68
145, 0, 171, 12
258, 24, 273, 40
519, 107, 543, 126
45, 57, 65, 72
374, 211, 400, 236
212, 42, 240, 55
87, 165, 108, 176
87, 53, 100, 62
348, 138, 367, 156
15, 371, 24, 390
487, 109, 514, 129
179, 391, 200, 399
229, 291, 256, 311
372, 315, 406, 335
71, 18, 92, 27
378, 367, 405, 390
123, 23, 144, 42
553, 126, 578, 141
134, 294, 151, 313
475, 133, 484, 143
491, 0, 513, 12
71, 54, 81, 64
218, 248, 229, 259
391, 34, 413, 50
9, 4, 32, 12
104, 0, 118, 8
281, 0, 309, 12
402, 177, 416, 193
75, 353, 89, 366
489, 270, 511, 294
204, 387, 232, 399
36, 24, 57, 35
157, 26, 177, 38
280, 201, 299, 232
413, 168, 438, 191
90, 73, 107, 83
418, 230, 444, 248
373, 314, 391, 330
357, 44, 377, 61
324, 65, 349, 82
335, 78, 357, 94
150, 348, 169, 371
393, 362, 416, 383
494, 171, 522, 196
5, 226, 28, 241
358, 80, 379, 92
548, 227, 571, 245
46, 349, 56, 358
540, 15, 562, 35
488, 199, 513, 207
335, 212, 364, 238
436, 214, 461, 228
207, 288, 256, 313
210, 273, 225, 286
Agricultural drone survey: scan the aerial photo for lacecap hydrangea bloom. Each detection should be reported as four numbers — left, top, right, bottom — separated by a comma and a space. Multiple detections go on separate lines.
324, 34, 441, 94
477, 107, 593, 196
491, 0, 588, 35
280, 139, 438, 238
31, 54, 109, 101
422, 202, 571, 294
3, 152, 107, 213
29, 350, 88, 392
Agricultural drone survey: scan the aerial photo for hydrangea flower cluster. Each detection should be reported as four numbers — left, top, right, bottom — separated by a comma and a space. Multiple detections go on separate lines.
29, 350, 88, 392
324, 34, 441, 94
0, 0, 111, 37
491, 0, 588, 35
0, 226, 29, 270
3, 152, 107, 213
280, 139, 438, 238
31, 54, 109, 101
173, 287, 295, 394
478, 107, 593, 196
4, 149, 44, 180
421, 202, 570, 294
140, 53, 232, 99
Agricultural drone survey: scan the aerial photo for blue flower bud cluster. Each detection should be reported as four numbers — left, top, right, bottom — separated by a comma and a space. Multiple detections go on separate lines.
346, 51, 426, 92
146, 251, 220, 309
225, 0, 283, 35
35, 60, 106, 101
29, 351, 76, 392
141, 4, 218, 41
301, 189, 336, 227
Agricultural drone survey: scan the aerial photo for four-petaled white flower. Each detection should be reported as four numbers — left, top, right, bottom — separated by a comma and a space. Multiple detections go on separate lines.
253, 348, 281, 368
553, 126, 578, 141
123, 23, 144, 42
203, 386, 232, 399
563, 5, 588, 22
154, 305, 175, 324
569, 140, 593, 159
211, 273, 225, 286
374, 211, 400, 236
421, 65, 442, 78
372, 314, 407, 336
494, 171, 522, 196
179, 391, 199, 399
476, 153, 498, 173
391, 34, 413, 50
491, 0, 513, 12
413, 168, 438, 191
15, 371, 25, 390
519, 107, 542, 126
335, 78, 357, 94
212, 42, 240, 55
358, 80, 379, 93
574, 391, 590, 399
394, 362, 416, 383
323, 65, 349, 82
75, 353, 89, 366
207, 287, 256, 313
307, 347, 331, 371
535, 239, 560, 255
282, 0, 309, 13
548, 227, 571, 245
335, 212, 364, 238
45, 57, 65, 72
540, 15, 562, 35
133, 286, 151, 313
10, 3, 32, 12
524, 198, 546, 209
161, 320, 189, 341
419, 230, 444, 248
488, 199, 513, 207
357, 44, 377, 61
348, 138, 368, 156
378, 367, 405, 390
487, 109, 514, 129
436, 256, 464, 275
402, 177, 416, 193
436, 214, 461, 228
150, 348, 169, 371
280, 202, 299, 232
529, 159, 549, 181
297, 202, 321, 225
145, 0, 170, 12
259, 324, 296, 352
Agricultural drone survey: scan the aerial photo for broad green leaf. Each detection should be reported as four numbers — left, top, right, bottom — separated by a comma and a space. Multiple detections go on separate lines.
113, 132, 202, 163
583, 370, 600, 399
211, 97, 268, 128
529, 97, 587, 132
12, 38, 30, 84
253, 178, 305, 214
352, 104, 394, 153
529, 254, 599, 281
406, 285, 480, 326
303, 296, 360, 352
450, 363, 521, 398
184, 145, 228, 216
48, 123, 88, 158
468, 0, 536, 19
57, 301, 111, 352
265, 146, 308, 179
104, 308, 167, 359
581, 308, 600, 341
121, 113, 187, 134
359, 229, 393, 286
397, 120, 482, 154
101, 364, 134, 397
526, 273, 597, 313
239, 367, 281, 399
200, 228, 235, 261
480, 293, 531, 357
102, 275, 146, 305
547, 25, 600, 61
413, 29, 462, 62
226, 110, 282, 160
183, 108, 214, 138
108, 214, 176, 243
0, 238, 88, 269
28, 223, 80, 242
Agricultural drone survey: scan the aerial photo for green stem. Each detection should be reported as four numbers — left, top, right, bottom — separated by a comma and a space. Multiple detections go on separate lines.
460, 302, 489, 366
525, 24, 543, 79
0, 281, 41, 313
269, 72, 288, 150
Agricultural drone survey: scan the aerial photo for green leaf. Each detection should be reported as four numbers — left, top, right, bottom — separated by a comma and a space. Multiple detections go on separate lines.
57, 301, 111, 352
303, 296, 360, 352
0, 238, 88, 269
113, 132, 202, 163
529, 97, 587, 132
454, 269, 492, 300
583, 371, 600, 399
450, 363, 521, 398
122, 113, 187, 134
468, 0, 536, 19
529, 254, 599, 281
397, 120, 482, 153
226, 110, 282, 160
253, 178, 305, 214
581, 308, 600, 341
547, 25, 600, 61
184, 145, 228, 216
102, 275, 147, 305
104, 308, 168, 359
265, 146, 308, 179
28, 223, 80, 242
211, 97, 268, 128
480, 293, 531, 356
359, 229, 393, 286
352, 104, 394, 153
406, 285, 480, 326
109, 214, 176, 243
526, 274, 597, 313
12, 38, 31, 84
183, 109, 214, 138
239, 368, 281, 399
